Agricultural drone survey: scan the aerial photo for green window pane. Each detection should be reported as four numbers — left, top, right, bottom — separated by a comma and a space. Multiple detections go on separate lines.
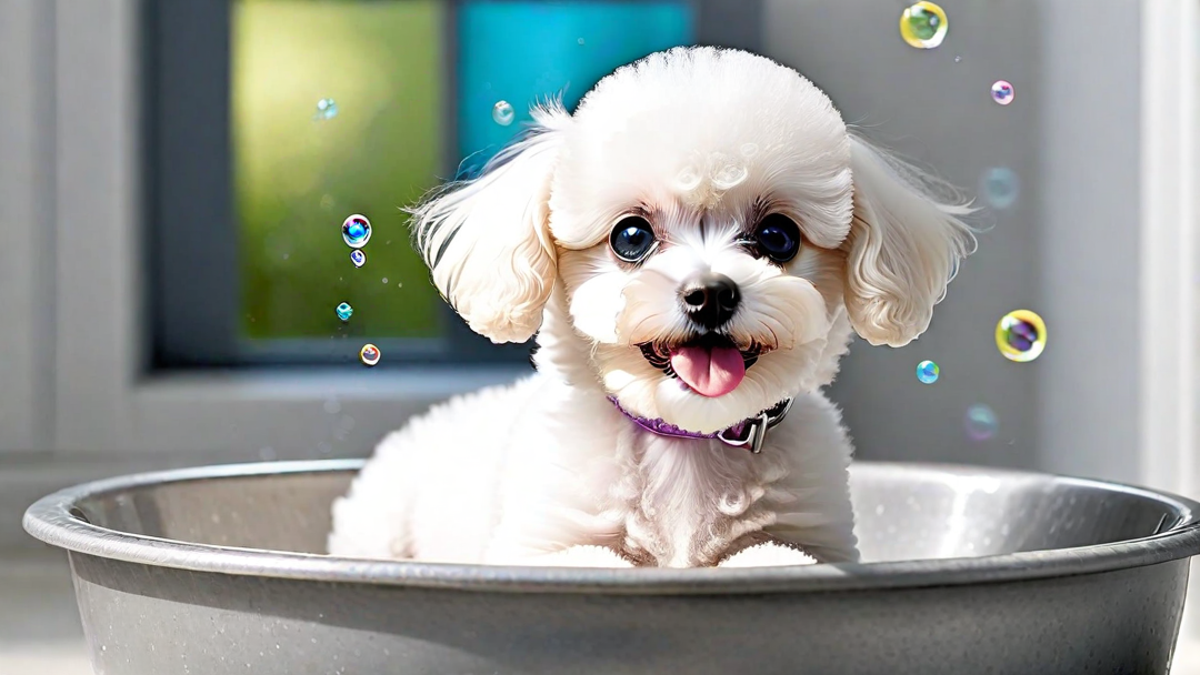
233, 0, 444, 341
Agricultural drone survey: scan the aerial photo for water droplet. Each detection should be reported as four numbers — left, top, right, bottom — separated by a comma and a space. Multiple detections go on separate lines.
315, 98, 338, 120
674, 165, 703, 191
711, 163, 749, 190
577, 37, 585, 45
965, 404, 999, 441
341, 214, 371, 249
350, 250, 366, 268
335, 302, 353, 322
740, 142, 759, 158
991, 80, 1015, 105
916, 360, 940, 384
900, 2, 948, 49
360, 343, 381, 367
492, 100, 515, 126
954, 55, 962, 63
995, 310, 1046, 362
979, 167, 1019, 210
381, 277, 388, 284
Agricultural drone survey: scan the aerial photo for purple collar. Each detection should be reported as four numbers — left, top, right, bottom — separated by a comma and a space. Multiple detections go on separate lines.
609, 397, 793, 454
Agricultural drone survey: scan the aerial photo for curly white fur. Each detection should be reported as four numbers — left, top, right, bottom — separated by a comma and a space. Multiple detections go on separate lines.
329, 47, 974, 568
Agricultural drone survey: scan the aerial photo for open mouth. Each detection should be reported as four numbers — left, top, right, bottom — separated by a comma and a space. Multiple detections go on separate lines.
638, 334, 769, 398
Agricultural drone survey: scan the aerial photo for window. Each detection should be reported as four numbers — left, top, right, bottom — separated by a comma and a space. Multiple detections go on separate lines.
148, 0, 755, 368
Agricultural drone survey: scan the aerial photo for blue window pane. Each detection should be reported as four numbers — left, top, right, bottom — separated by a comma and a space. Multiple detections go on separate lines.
457, 0, 694, 176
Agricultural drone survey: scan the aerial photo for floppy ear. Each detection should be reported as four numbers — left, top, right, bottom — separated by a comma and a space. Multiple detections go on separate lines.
842, 135, 977, 347
410, 104, 570, 343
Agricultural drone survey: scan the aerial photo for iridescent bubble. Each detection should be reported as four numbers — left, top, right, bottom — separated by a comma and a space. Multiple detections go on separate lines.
335, 302, 353, 322
350, 250, 366, 268
492, 100, 515, 126
980, 167, 1019, 210
991, 80, 1015, 105
323, 397, 342, 414
996, 310, 1046, 362
965, 404, 999, 441
359, 343, 381, 367
341, 214, 371, 249
916, 360, 940, 384
900, 2, 948, 49
315, 98, 338, 120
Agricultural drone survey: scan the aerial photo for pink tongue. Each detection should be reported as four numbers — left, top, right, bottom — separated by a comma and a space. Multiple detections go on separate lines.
669, 346, 746, 398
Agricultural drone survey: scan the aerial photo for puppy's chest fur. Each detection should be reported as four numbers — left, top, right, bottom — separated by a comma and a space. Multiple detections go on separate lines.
609, 431, 791, 567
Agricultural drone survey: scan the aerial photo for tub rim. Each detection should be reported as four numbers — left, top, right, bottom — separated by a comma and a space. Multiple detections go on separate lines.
23, 459, 1200, 596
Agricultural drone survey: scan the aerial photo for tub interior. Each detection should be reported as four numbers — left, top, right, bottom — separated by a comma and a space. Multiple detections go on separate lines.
68, 464, 1186, 564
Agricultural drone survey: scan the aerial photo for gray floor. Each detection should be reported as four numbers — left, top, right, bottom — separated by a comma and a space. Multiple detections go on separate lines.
0, 548, 90, 674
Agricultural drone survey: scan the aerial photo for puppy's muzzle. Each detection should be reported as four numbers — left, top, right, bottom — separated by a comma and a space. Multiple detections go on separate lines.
680, 272, 739, 330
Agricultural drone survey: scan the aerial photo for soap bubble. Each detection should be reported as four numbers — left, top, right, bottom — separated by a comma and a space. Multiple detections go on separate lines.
900, 2, 948, 49
335, 302, 353, 322
342, 214, 371, 249
711, 163, 749, 190
674, 165, 703, 191
991, 80, 1015, 105
315, 98, 338, 120
965, 404, 999, 441
359, 343, 381, 367
980, 167, 1019, 210
492, 100, 515, 126
995, 309, 1046, 362
916, 360, 940, 384
350, 250, 366, 268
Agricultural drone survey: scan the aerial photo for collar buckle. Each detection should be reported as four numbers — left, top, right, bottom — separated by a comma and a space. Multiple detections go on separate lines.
716, 398, 794, 454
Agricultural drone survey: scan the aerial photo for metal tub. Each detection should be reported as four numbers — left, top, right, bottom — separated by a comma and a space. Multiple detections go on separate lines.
23, 460, 1200, 675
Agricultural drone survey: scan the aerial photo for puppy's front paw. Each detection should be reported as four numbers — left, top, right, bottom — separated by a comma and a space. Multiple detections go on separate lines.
529, 545, 636, 568
718, 542, 817, 568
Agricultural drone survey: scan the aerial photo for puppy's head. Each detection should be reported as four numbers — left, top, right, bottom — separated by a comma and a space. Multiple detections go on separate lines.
412, 47, 975, 433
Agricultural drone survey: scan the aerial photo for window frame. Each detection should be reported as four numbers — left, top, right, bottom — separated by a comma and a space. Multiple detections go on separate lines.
49, 0, 529, 460
40, 0, 763, 459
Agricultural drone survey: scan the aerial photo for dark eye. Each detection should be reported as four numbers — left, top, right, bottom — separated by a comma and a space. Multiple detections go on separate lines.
609, 216, 658, 263
753, 213, 802, 263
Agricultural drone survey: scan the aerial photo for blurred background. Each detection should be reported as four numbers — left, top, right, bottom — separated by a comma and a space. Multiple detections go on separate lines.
0, 0, 1195, 672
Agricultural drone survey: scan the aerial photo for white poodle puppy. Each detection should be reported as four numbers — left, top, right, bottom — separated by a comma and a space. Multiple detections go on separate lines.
328, 46, 974, 568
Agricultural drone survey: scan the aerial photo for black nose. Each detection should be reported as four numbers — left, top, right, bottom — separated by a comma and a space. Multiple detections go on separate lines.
680, 273, 740, 329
